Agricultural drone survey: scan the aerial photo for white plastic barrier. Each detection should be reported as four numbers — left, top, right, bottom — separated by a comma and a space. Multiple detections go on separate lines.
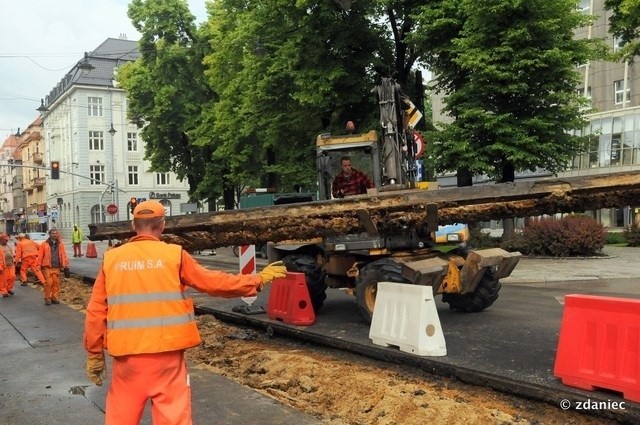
369, 282, 447, 356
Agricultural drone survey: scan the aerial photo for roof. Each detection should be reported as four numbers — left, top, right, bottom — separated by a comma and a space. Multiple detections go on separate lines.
92, 38, 139, 61
43, 38, 139, 107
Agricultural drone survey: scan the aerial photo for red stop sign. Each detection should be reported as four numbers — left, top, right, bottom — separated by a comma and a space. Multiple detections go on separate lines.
106, 204, 118, 215
413, 131, 425, 159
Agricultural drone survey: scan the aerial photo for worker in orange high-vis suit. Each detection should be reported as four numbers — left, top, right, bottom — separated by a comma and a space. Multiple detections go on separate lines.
37, 229, 70, 306
15, 233, 46, 286
0, 234, 7, 298
83, 200, 287, 425
0, 233, 16, 297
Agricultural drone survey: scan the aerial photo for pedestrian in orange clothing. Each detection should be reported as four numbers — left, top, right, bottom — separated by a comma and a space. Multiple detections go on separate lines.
0, 233, 16, 297
15, 233, 46, 286
0, 235, 7, 298
37, 229, 69, 305
83, 200, 287, 425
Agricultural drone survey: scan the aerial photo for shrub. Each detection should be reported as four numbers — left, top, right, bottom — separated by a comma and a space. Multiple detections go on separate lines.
468, 227, 499, 249
624, 223, 640, 247
502, 215, 606, 257
605, 231, 626, 245
500, 233, 529, 253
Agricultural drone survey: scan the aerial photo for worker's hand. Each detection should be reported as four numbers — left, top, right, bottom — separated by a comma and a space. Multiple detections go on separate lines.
86, 352, 106, 386
258, 261, 287, 288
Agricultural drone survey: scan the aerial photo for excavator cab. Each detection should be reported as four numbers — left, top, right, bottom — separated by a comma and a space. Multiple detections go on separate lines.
316, 130, 380, 201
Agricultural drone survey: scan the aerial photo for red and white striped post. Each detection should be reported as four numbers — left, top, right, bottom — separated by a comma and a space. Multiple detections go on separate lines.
239, 245, 256, 275
239, 245, 257, 307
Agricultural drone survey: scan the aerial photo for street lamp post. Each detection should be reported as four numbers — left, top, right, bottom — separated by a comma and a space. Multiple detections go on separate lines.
108, 123, 118, 221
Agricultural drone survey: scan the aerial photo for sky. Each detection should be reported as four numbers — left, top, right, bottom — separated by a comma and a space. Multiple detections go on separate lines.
0, 0, 208, 138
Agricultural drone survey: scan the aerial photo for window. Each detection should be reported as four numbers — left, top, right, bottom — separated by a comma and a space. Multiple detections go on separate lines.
88, 97, 103, 117
90, 165, 105, 185
156, 172, 170, 186
614, 80, 631, 105
127, 132, 138, 151
577, 86, 592, 110
91, 204, 105, 224
89, 131, 104, 151
614, 36, 624, 53
578, 0, 590, 13
128, 165, 139, 185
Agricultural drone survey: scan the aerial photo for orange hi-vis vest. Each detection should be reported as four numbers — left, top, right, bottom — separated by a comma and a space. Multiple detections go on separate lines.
102, 240, 201, 356
16, 239, 39, 260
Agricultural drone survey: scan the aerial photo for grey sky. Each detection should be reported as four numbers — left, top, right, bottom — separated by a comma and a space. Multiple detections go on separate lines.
0, 0, 207, 137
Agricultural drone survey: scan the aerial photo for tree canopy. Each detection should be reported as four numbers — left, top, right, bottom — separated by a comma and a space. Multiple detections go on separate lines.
606, 0, 640, 59
411, 0, 606, 183
117, 0, 610, 210
118, 0, 214, 202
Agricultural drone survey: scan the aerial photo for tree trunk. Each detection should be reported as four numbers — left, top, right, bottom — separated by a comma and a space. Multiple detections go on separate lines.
89, 171, 640, 252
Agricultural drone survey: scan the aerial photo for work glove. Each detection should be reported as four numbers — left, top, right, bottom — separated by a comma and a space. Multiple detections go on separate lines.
86, 352, 106, 386
63, 267, 71, 278
258, 261, 287, 290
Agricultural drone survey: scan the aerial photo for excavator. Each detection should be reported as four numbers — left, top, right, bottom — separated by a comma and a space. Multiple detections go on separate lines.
89, 78, 640, 323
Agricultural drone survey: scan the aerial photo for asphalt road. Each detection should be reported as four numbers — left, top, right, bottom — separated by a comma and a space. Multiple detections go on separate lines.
70, 244, 640, 423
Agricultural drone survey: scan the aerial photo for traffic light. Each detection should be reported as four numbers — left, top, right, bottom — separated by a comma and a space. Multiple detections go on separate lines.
50, 161, 60, 179
130, 197, 138, 214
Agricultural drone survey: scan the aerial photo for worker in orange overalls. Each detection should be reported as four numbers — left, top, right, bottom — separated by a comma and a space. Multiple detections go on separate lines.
15, 233, 46, 286
83, 200, 287, 425
0, 234, 7, 298
37, 229, 70, 305
0, 233, 16, 297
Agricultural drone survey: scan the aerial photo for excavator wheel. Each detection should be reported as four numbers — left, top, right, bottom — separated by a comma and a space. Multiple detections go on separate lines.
355, 258, 410, 323
282, 254, 327, 313
441, 267, 501, 312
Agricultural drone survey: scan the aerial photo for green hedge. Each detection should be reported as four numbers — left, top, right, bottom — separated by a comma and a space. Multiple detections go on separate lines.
624, 223, 640, 247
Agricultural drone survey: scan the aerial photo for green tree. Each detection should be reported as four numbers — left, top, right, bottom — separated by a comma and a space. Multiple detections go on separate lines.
119, 0, 435, 206
202, 0, 391, 193
118, 0, 217, 203
413, 0, 606, 184
606, 0, 640, 59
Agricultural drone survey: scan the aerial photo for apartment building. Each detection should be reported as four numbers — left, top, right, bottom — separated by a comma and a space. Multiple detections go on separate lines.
432, 0, 639, 228
40, 37, 189, 240
567, 0, 640, 227
0, 132, 24, 234
16, 117, 46, 232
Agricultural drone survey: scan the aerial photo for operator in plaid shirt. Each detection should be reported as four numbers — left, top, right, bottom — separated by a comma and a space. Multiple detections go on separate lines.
331, 156, 374, 198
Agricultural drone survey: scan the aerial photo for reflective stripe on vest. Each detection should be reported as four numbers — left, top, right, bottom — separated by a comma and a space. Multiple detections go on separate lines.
108, 291, 187, 305
107, 312, 196, 330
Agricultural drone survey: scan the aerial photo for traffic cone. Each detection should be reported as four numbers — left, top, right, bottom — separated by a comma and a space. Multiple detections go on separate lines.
267, 272, 315, 326
85, 243, 98, 258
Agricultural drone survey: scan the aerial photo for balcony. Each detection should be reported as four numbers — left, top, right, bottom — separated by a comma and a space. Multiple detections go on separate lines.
32, 177, 46, 188
32, 152, 43, 164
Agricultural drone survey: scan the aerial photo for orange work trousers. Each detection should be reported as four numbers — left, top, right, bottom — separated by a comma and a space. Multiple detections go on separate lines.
106, 350, 192, 425
20, 256, 45, 284
4, 265, 15, 293
42, 267, 61, 301
0, 269, 7, 295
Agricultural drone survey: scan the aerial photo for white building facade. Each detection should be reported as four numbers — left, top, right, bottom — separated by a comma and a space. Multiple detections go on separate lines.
41, 38, 189, 240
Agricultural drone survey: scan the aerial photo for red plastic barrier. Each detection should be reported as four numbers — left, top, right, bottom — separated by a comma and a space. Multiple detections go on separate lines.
266, 272, 315, 326
554, 294, 640, 402
85, 243, 98, 258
